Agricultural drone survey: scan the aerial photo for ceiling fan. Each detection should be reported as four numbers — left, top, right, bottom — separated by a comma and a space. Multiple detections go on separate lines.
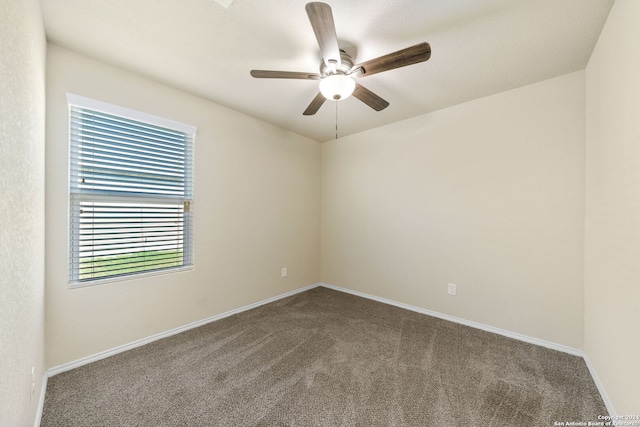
250, 2, 431, 116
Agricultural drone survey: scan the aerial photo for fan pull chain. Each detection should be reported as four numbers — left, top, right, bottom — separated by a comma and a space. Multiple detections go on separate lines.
335, 100, 338, 140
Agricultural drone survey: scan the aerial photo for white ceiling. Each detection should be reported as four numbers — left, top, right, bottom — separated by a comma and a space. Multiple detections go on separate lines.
41, 0, 614, 142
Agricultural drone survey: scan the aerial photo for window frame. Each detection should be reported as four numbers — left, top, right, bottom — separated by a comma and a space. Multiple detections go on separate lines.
67, 93, 196, 287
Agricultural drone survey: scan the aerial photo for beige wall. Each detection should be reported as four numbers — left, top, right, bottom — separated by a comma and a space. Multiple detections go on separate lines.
585, 0, 640, 414
0, 0, 47, 425
322, 71, 586, 349
45, 45, 321, 367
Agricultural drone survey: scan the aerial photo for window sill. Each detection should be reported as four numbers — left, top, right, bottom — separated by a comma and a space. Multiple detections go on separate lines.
68, 265, 194, 289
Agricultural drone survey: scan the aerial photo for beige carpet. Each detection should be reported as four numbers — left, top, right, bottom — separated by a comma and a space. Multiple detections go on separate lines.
41, 286, 607, 426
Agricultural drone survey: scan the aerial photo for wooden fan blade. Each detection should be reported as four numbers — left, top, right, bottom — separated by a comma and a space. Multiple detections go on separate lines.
250, 70, 321, 80
352, 83, 389, 111
303, 92, 327, 115
353, 42, 431, 78
305, 2, 341, 68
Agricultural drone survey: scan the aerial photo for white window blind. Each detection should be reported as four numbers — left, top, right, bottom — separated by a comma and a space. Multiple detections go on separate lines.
68, 94, 195, 284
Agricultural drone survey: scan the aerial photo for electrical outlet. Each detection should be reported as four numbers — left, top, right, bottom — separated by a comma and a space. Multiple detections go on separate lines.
281, 267, 287, 278
447, 283, 457, 296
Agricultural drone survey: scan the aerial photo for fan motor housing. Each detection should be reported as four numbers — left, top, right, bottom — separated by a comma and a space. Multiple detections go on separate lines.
320, 50, 355, 77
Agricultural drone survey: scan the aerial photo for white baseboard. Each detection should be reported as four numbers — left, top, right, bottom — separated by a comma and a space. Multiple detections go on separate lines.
46, 282, 320, 378
37, 282, 319, 426
39, 281, 616, 424
320, 282, 583, 356
33, 373, 48, 427
320, 282, 620, 416
583, 352, 618, 417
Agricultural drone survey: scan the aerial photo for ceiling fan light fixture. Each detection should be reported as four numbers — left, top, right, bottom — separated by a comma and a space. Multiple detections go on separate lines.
319, 74, 355, 101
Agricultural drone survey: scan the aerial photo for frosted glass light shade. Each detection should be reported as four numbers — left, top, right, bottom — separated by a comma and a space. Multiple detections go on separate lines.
319, 74, 356, 100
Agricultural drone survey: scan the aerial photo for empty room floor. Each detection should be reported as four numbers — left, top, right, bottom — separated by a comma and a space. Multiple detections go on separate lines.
41, 287, 607, 426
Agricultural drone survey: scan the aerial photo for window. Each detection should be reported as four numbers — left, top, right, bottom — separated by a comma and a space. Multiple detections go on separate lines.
68, 94, 196, 285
